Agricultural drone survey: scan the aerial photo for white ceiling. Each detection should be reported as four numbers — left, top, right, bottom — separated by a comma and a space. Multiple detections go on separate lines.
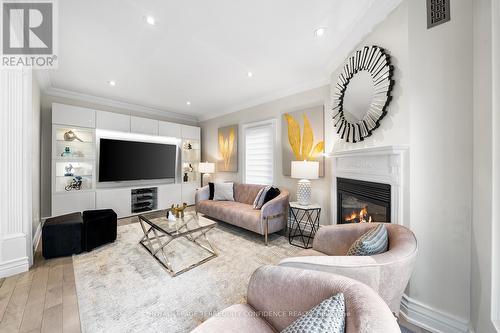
46, 0, 401, 121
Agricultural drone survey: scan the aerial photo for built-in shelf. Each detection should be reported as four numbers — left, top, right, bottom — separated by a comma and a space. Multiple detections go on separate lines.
182, 138, 200, 184
131, 187, 158, 214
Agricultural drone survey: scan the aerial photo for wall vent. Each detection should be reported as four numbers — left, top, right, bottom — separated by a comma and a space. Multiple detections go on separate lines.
426, 0, 450, 29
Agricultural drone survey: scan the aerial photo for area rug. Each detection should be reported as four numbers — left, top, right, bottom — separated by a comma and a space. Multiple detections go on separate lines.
73, 218, 301, 333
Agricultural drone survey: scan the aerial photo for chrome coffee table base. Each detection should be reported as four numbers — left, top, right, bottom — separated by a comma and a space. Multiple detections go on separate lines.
138, 212, 217, 277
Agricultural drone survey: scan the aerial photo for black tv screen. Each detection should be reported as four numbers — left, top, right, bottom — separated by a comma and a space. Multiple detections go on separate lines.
99, 139, 177, 182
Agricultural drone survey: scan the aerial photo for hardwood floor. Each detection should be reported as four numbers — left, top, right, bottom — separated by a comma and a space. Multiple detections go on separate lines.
0, 250, 80, 333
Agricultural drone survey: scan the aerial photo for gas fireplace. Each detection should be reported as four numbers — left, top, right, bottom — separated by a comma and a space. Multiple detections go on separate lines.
337, 178, 391, 224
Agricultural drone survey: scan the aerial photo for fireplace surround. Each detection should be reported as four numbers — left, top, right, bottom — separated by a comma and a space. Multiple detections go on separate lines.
330, 145, 408, 225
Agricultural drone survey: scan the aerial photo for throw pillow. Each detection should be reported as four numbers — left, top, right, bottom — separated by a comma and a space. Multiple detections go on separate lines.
213, 182, 235, 201
208, 182, 215, 200
346, 224, 388, 256
281, 293, 345, 333
253, 186, 271, 209
263, 187, 281, 204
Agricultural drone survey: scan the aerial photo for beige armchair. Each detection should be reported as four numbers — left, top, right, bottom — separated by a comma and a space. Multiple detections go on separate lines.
191, 265, 401, 333
279, 223, 417, 314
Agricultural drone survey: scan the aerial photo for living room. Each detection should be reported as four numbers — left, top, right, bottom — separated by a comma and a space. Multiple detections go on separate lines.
0, 0, 499, 332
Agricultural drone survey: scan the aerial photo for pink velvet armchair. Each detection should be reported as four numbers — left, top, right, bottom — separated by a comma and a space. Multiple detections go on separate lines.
191, 265, 401, 333
279, 223, 418, 314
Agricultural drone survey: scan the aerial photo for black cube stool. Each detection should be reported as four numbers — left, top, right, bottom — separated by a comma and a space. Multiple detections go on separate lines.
83, 209, 117, 251
42, 212, 84, 259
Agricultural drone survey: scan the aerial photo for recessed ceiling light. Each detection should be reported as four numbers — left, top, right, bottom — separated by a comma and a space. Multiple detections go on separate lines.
314, 27, 327, 37
186, 101, 191, 106
145, 16, 156, 26
247, 71, 253, 78
107, 80, 116, 86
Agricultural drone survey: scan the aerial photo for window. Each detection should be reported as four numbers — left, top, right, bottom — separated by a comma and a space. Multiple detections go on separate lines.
244, 120, 275, 185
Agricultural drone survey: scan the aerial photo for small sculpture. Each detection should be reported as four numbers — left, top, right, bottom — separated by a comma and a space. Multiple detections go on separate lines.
61, 146, 72, 157
65, 176, 83, 191
64, 130, 83, 142
64, 163, 74, 176
170, 203, 188, 218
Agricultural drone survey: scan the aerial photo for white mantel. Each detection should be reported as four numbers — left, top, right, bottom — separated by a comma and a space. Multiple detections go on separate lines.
329, 145, 409, 225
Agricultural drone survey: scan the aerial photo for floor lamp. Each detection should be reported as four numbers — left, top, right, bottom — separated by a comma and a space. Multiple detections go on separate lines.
198, 162, 215, 187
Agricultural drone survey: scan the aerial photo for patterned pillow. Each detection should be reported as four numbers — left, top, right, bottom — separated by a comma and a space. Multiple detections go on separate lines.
281, 293, 345, 333
346, 224, 388, 256
253, 186, 271, 209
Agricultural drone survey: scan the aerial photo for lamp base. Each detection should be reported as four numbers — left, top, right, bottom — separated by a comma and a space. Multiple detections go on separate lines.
297, 179, 312, 206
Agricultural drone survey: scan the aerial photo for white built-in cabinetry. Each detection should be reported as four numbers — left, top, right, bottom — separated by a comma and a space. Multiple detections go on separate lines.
51, 103, 200, 218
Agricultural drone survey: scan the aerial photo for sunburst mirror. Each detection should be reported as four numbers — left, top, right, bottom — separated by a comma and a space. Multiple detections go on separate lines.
332, 45, 394, 143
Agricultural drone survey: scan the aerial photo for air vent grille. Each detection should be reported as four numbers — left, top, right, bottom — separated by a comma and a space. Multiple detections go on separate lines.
427, 0, 450, 29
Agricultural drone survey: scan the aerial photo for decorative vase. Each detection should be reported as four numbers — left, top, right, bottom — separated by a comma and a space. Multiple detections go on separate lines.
183, 173, 189, 182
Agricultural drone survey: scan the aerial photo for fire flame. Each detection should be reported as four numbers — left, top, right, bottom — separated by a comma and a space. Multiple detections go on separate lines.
345, 207, 372, 223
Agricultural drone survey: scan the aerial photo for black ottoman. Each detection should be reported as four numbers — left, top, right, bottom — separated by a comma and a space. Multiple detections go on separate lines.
42, 212, 83, 259
83, 209, 117, 251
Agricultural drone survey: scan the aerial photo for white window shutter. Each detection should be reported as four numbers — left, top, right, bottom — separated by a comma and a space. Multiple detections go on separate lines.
244, 123, 275, 185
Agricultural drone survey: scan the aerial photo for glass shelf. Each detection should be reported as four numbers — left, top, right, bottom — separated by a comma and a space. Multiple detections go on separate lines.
54, 126, 95, 159
54, 161, 94, 193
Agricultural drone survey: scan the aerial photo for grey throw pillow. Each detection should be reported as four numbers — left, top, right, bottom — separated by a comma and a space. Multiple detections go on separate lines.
253, 186, 271, 209
346, 224, 388, 256
213, 182, 235, 201
281, 293, 345, 333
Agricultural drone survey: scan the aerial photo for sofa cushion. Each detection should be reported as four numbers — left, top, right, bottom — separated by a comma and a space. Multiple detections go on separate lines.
234, 183, 267, 205
197, 200, 262, 234
263, 187, 281, 205
191, 304, 275, 333
347, 224, 388, 256
208, 182, 215, 200
213, 182, 235, 201
253, 186, 271, 209
281, 293, 345, 333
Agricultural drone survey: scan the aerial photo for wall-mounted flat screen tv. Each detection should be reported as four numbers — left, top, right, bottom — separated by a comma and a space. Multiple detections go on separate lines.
99, 138, 177, 182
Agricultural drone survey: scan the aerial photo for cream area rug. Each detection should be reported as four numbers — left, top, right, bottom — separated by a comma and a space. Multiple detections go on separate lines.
73, 217, 301, 333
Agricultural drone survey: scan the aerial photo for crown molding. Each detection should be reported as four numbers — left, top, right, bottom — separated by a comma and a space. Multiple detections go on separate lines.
198, 77, 330, 122
43, 87, 198, 124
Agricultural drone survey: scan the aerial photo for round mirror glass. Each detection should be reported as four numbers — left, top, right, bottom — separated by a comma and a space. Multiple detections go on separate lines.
342, 71, 374, 123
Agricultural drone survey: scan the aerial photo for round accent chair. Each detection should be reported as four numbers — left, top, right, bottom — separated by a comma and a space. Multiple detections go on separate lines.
279, 223, 418, 315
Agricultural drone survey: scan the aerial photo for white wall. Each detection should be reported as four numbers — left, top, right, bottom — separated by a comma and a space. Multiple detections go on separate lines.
32, 75, 41, 246
493, 0, 500, 327
199, 86, 331, 225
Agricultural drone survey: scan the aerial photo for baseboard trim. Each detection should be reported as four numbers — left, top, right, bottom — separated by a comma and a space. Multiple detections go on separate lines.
33, 222, 42, 252
0, 257, 29, 278
400, 294, 471, 333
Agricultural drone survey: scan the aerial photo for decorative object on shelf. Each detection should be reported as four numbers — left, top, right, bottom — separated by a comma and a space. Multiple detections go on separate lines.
291, 160, 319, 206
183, 141, 193, 150
63, 130, 84, 142
183, 172, 189, 182
282, 106, 325, 176
188, 163, 194, 172
198, 161, 215, 187
217, 125, 238, 172
61, 146, 72, 157
64, 163, 74, 177
288, 202, 321, 248
65, 176, 83, 191
331, 45, 394, 143
170, 203, 188, 218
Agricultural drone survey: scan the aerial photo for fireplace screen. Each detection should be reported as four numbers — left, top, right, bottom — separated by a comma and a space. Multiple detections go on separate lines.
337, 178, 391, 224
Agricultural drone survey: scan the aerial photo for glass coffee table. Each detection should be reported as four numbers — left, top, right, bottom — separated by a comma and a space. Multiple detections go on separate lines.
138, 210, 218, 277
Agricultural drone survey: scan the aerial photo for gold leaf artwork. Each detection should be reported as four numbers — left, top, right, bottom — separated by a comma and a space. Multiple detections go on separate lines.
219, 127, 235, 170
284, 113, 324, 160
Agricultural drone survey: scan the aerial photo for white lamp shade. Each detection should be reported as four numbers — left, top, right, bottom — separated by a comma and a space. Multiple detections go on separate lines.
199, 162, 215, 173
291, 161, 319, 180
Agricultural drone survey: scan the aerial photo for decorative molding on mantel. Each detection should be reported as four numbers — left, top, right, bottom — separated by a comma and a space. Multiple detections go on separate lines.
44, 87, 198, 124
401, 294, 471, 333
329, 145, 409, 225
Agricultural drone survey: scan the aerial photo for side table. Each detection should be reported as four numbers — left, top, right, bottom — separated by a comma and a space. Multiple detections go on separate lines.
288, 202, 321, 249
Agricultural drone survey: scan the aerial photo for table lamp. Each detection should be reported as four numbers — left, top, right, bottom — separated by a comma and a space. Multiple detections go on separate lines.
198, 162, 215, 187
291, 160, 319, 206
